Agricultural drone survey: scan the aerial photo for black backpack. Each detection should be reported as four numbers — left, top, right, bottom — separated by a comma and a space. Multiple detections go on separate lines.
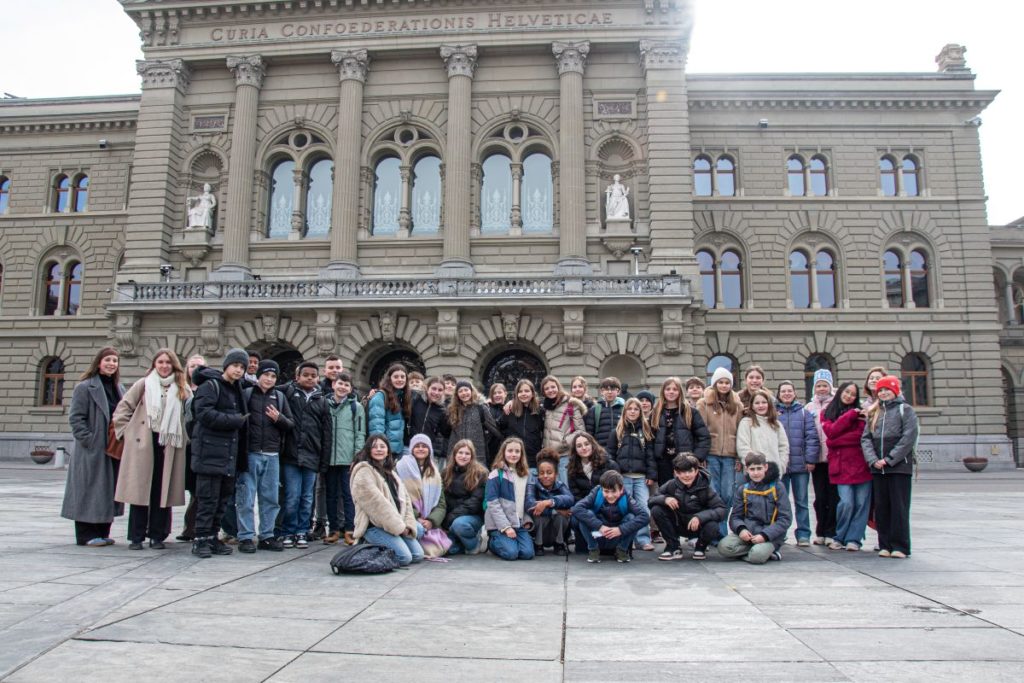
329, 543, 401, 575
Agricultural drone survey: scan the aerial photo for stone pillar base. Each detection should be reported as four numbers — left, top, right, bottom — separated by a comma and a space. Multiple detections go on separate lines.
320, 261, 361, 280
209, 264, 253, 281
553, 257, 592, 276
436, 259, 475, 279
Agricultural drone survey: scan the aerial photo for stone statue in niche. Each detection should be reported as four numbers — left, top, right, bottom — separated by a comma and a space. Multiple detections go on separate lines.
604, 174, 630, 221
186, 183, 217, 230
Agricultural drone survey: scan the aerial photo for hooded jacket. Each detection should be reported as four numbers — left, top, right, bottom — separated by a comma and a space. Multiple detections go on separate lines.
327, 393, 365, 467
525, 477, 574, 517
649, 470, 727, 524
727, 462, 792, 549
190, 367, 248, 476
571, 485, 650, 535
696, 387, 744, 458
483, 466, 531, 531
861, 397, 919, 476
605, 419, 657, 481
584, 396, 625, 448
280, 380, 332, 472
821, 408, 871, 485
410, 393, 451, 461
775, 400, 820, 473
806, 389, 834, 462
737, 414, 791, 473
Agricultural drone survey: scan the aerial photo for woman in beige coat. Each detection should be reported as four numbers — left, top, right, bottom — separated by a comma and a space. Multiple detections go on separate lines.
113, 348, 191, 550
351, 434, 424, 566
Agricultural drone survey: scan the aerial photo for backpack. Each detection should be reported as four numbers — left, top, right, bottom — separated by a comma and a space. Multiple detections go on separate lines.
329, 543, 401, 574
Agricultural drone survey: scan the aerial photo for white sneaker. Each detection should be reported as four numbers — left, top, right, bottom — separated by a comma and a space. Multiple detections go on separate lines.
846, 542, 861, 552
812, 536, 826, 545
686, 538, 698, 549
658, 549, 684, 561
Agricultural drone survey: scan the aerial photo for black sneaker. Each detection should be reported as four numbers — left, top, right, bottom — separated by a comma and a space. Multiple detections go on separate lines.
535, 546, 546, 557
587, 549, 601, 563
258, 537, 284, 552
615, 548, 631, 563
129, 542, 144, 551
310, 522, 326, 540
211, 538, 233, 556
149, 540, 166, 550
191, 537, 212, 559
553, 544, 567, 556
238, 539, 256, 554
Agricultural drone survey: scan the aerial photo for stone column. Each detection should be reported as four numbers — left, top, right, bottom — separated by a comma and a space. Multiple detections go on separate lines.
437, 44, 478, 278
398, 164, 412, 238
324, 48, 369, 279
510, 162, 523, 235
119, 59, 191, 284
1005, 283, 1016, 325
903, 260, 916, 309
552, 41, 590, 275
215, 55, 265, 280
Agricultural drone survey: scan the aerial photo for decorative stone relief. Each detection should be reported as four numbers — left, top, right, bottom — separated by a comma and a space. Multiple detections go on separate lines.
379, 311, 396, 344
661, 307, 684, 355
136, 59, 191, 91
437, 309, 460, 356
315, 310, 338, 356
639, 40, 686, 72
261, 314, 279, 343
200, 312, 224, 355
552, 41, 590, 75
331, 48, 370, 83
501, 311, 520, 343
440, 44, 478, 79
563, 307, 585, 355
226, 55, 266, 89
112, 312, 141, 358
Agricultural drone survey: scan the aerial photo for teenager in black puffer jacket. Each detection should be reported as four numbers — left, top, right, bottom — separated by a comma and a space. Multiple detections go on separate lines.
605, 398, 656, 551
649, 453, 727, 560
440, 439, 489, 554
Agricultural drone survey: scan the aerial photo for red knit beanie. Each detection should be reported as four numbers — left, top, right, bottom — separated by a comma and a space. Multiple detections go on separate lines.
875, 375, 901, 396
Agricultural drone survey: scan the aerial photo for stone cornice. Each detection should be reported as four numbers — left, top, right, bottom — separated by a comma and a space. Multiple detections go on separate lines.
640, 39, 686, 72
226, 54, 266, 88
0, 119, 137, 135
331, 48, 369, 83
439, 44, 478, 79
552, 41, 589, 76
688, 93, 998, 112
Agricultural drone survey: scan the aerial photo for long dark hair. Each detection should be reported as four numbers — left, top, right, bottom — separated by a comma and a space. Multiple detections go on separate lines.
81, 346, 120, 383
566, 432, 609, 477
354, 433, 396, 473
823, 381, 861, 422
379, 363, 412, 418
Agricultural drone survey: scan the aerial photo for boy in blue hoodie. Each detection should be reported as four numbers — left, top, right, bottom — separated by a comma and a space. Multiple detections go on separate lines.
526, 450, 574, 556
571, 470, 650, 563
718, 452, 792, 564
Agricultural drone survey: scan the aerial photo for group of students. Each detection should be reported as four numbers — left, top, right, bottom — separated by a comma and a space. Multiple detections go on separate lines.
60, 344, 919, 565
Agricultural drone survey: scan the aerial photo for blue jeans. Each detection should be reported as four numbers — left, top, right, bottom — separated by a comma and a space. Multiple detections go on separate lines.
236, 453, 281, 541
448, 514, 484, 554
583, 513, 638, 552
707, 455, 740, 539
281, 463, 317, 537
557, 455, 569, 486
782, 471, 811, 542
364, 525, 424, 566
488, 528, 535, 560
622, 476, 651, 546
835, 481, 872, 546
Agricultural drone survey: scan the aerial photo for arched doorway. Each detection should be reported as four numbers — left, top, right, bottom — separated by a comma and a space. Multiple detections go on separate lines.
483, 349, 547, 393
252, 342, 302, 385
599, 354, 646, 395
367, 348, 425, 390
1003, 368, 1019, 466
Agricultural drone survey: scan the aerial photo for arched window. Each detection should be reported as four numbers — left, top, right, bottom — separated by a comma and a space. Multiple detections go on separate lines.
521, 152, 553, 232
815, 250, 836, 309
716, 156, 736, 197
697, 250, 716, 308
304, 158, 332, 238
693, 156, 712, 196
72, 174, 89, 212
481, 153, 512, 233
483, 349, 548, 395
40, 357, 65, 407
884, 250, 904, 307
900, 353, 929, 406
902, 156, 920, 197
910, 249, 929, 308
790, 250, 811, 308
706, 354, 737, 385
787, 156, 806, 196
368, 349, 426, 391
54, 175, 71, 212
879, 156, 898, 197
721, 250, 743, 309
411, 155, 442, 234
267, 159, 295, 239
809, 156, 829, 197
804, 354, 836, 401
64, 261, 82, 315
43, 262, 61, 316
372, 156, 402, 236
0, 176, 10, 214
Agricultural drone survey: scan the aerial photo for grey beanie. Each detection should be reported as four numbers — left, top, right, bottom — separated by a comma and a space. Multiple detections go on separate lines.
223, 347, 249, 370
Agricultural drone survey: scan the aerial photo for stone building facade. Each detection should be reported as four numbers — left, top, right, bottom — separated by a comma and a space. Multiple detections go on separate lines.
0, 0, 1014, 469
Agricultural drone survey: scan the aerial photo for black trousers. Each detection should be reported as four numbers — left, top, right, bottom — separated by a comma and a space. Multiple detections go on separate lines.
532, 513, 570, 547
873, 473, 912, 554
811, 465, 839, 538
75, 521, 112, 545
649, 504, 720, 551
128, 435, 172, 543
181, 495, 197, 537
195, 473, 235, 538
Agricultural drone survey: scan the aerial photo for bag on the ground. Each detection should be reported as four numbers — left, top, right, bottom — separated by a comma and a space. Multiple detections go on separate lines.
329, 543, 401, 574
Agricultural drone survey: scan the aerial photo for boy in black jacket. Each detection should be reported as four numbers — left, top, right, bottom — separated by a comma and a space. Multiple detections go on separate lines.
571, 470, 650, 564
649, 453, 726, 561
718, 453, 792, 564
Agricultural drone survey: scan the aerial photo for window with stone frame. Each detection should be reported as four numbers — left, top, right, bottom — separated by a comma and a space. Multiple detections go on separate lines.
706, 354, 738, 385
476, 123, 554, 235
693, 156, 712, 197
368, 125, 443, 237
0, 176, 10, 214
900, 352, 930, 406
882, 241, 933, 308
692, 153, 738, 197
879, 151, 924, 197
789, 240, 840, 309
787, 155, 806, 196
39, 357, 65, 407
261, 130, 333, 239
695, 241, 745, 309
73, 174, 89, 212
39, 251, 83, 316
808, 155, 830, 197
786, 153, 831, 197
53, 174, 71, 212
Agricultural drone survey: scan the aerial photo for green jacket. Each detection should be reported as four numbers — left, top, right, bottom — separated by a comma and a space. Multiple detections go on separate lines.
328, 394, 366, 467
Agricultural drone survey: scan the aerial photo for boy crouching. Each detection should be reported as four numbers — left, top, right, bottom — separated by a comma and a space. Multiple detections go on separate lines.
718, 452, 792, 564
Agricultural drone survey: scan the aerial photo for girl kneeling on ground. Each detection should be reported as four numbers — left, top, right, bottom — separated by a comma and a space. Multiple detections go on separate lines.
484, 437, 534, 561
350, 434, 423, 566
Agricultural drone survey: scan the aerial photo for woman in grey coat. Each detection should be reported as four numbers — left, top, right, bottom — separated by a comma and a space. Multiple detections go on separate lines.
61, 347, 124, 546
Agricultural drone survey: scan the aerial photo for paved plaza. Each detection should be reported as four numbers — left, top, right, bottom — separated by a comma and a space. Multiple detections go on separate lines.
1, 464, 1024, 682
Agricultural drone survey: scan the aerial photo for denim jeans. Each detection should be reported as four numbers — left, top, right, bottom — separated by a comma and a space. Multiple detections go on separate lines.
707, 455, 740, 538
621, 475, 651, 546
583, 513, 639, 552
364, 525, 424, 566
557, 455, 569, 486
324, 465, 354, 533
236, 453, 281, 541
488, 528, 535, 560
281, 463, 317, 536
835, 481, 872, 546
448, 514, 484, 554
782, 471, 811, 542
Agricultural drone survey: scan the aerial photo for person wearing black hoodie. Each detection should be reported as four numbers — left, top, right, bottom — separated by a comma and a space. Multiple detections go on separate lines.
649, 453, 727, 560
410, 377, 452, 467
190, 348, 250, 559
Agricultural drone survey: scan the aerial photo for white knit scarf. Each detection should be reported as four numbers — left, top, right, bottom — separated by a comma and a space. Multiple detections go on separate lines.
145, 371, 184, 449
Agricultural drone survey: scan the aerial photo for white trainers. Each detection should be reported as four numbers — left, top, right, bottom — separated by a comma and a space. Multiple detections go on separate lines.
658, 549, 684, 561
846, 542, 861, 552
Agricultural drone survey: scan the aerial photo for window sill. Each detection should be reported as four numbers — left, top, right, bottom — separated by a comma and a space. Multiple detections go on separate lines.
27, 406, 67, 416
909, 406, 942, 417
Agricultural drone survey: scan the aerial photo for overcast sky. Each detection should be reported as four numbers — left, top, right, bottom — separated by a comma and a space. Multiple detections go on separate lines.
1, 0, 1017, 224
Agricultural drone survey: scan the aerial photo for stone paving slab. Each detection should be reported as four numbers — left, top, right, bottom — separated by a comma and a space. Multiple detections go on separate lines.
267, 652, 563, 682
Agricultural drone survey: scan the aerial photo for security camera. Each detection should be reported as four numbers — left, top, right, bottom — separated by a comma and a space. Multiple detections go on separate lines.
758, 119, 768, 129
629, 246, 644, 256
966, 116, 982, 127
159, 264, 173, 277
98, 139, 108, 149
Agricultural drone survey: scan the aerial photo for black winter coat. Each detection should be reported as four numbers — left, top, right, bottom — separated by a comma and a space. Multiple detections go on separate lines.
410, 394, 452, 459
244, 386, 295, 456
191, 368, 248, 476
441, 466, 486, 529
584, 398, 625, 450
280, 381, 332, 472
606, 420, 657, 481
654, 407, 712, 464
649, 470, 727, 524
567, 459, 620, 502
499, 409, 546, 469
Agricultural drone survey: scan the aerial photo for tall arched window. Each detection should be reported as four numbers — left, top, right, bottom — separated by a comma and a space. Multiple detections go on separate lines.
64, 261, 82, 315
716, 156, 736, 197
910, 249, 929, 307
304, 158, 332, 238
706, 354, 737, 385
884, 250, 904, 307
697, 245, 745, 310
0, 176, 10, 214
411, 155, 442, 234
815, 250, 837, 308
901, 353, 929, 406
721, 250, 743, 309
791, 245, 841, 309
54, 175, 71, 212
267, 159, 295, 239
693, 156, 712, 196
481, 153, 512, 233
372, 156, 402, 236
879, 156, 898, 197
40, 357, 65, 407
884, 245, 932, 309
72, 174, 89, 212
790, 250, 811, 308
804, 354, 836, 401
521, 152, 553, 232
902, 156, 920, 197
809, 156, 829, 197
43, 262, 61, 316
787, 156, 806, 196
698, 250, 716, 308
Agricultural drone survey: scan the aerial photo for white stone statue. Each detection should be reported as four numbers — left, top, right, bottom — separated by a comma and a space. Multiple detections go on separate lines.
186, 183, 217, 230
605, 174, 630, 220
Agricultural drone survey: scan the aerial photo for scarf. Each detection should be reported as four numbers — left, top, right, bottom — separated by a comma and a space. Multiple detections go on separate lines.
396, 452, 442, 519
145, 371, 185, 449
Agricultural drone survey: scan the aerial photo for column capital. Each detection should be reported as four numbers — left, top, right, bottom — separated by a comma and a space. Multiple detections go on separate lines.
135, 59, 191, 91
639, 40, 687, 73
440, 44, 478, 79
331, 48, 370, 83
552, 41, 590, 75
227, 55, 266, 89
